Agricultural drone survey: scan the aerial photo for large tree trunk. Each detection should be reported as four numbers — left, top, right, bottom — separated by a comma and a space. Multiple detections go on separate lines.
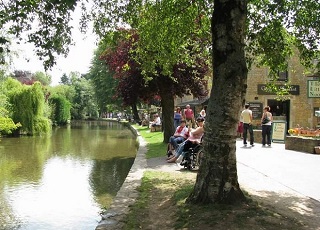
188, 0, 247, 204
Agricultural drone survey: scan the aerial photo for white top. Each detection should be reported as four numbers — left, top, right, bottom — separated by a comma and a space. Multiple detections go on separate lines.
173, 126, 189, 138
241, 109, 252, 124
154, 116, 161, 125
239, 114, 243, 122
262, 112, 272, 126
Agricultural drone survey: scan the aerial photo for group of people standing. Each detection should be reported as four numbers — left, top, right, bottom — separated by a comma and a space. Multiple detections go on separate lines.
173, 104, 206, 129
239, 104, 273, 147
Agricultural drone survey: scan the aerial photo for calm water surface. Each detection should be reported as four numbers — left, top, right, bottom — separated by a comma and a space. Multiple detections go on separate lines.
0, 121, 137, 230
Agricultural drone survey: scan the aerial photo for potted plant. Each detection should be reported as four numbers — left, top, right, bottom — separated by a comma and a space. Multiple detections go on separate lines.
288, 129, 295, 136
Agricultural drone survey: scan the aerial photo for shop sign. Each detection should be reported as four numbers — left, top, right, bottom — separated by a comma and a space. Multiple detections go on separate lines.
248, 102, 263, 120
257, 84, 300, 95
272, 121, 287, 143
308, 80, 320, 98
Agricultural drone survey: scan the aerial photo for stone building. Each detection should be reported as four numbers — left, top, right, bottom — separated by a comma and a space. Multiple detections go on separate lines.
175, 54, 320, 132
246, 56, 320, 131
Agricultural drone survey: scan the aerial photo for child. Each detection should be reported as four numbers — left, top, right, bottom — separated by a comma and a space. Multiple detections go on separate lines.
237, 120, 243, 138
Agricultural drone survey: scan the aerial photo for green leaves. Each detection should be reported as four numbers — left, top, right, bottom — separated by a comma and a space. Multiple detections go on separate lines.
89, 0, 212, 78
1, 0, 78, 69
0, 117, 21, 135
134, 0, 211, 77
5, 80, 50, 135
1, 0, 320, 79
247, 0, 320, 73
48, 95, 71, 125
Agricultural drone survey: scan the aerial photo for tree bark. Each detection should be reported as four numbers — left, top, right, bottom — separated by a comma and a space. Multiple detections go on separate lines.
158, 86, 175, 143
131, 103, 140, 123
188, 0, 247, 204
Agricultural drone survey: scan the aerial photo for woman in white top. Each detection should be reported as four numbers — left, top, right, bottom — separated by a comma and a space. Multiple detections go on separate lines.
261, 106, 273, 146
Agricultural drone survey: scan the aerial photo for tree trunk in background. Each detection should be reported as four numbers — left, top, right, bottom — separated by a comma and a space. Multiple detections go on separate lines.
188, 0, 247, 204
159, 89, 175, 143
131, 103, 140, 123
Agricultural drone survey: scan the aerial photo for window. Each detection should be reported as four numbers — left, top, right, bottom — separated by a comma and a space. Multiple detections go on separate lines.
278, 71, 288, 81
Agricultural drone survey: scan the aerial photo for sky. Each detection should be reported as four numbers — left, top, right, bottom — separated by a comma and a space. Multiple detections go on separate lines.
10, 6, 97, 86
12, 33, 97, 86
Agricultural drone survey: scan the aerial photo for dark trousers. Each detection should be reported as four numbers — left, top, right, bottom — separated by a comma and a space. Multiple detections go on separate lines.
183, 140, 198, 152
243, 123, 254, 145
262, 125, 272, 145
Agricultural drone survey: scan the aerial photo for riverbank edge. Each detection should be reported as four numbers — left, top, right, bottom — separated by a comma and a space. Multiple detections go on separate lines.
96, 123, 147, 230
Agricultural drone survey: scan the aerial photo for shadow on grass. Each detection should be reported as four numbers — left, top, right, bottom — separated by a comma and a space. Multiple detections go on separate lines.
125, 170, 320, 230
174, 187, 320, 230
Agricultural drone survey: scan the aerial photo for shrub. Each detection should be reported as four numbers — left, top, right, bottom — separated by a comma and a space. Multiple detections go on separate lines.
0, 117, 21, 136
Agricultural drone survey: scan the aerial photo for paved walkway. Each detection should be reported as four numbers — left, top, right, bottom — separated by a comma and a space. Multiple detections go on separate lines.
97, 133, 320, 229
236, 139, 320, 229
236, 139, 320, 202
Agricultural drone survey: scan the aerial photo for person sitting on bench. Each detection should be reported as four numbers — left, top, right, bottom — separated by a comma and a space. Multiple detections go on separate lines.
149, 113, 161, 131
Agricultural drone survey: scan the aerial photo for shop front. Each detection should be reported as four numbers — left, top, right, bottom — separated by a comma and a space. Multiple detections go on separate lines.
245, 60, 320, 132
244, 58, 320, 152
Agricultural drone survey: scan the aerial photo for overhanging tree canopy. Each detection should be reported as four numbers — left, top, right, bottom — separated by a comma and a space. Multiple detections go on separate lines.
2, 0, 320, 204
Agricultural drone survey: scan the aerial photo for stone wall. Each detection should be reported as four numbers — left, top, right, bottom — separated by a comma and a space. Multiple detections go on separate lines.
240, 130, 262, 144
253, 130, 262, 144
285, 136, 320, 154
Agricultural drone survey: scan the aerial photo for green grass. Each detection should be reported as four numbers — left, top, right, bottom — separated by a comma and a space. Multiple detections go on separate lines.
123, 171, 154, 230
124, 170, 296, 230
133, 125, 167, 158
124, 171, 194, 230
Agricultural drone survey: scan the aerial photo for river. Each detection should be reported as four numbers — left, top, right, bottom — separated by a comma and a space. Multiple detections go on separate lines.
0, 120, 137, 230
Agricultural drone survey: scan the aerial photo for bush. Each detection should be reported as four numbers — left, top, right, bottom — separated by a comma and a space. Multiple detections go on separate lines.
0, 117, 21, 136
49, 95, 71, 125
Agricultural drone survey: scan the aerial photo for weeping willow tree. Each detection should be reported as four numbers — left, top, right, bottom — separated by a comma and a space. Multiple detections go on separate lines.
49, 95, 71, 125
7, 80, 51, 135
0, 80, 21, 136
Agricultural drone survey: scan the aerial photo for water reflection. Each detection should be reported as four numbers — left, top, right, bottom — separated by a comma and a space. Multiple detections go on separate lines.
0, 121, 136, 230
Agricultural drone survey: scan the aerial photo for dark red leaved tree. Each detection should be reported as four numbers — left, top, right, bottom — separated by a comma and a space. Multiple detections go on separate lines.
101, 29, 209, 142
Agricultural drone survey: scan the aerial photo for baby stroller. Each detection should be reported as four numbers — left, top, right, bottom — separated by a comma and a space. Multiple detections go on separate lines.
180, 143, 203, 170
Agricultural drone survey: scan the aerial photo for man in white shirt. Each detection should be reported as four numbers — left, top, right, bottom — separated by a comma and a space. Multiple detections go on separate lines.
241, 104, 254, 147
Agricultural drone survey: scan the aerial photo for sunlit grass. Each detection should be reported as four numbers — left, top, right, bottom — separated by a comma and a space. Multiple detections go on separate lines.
132, 125, 167, 158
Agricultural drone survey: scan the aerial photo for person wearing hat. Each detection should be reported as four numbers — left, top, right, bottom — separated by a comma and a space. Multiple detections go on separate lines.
167, 117, 204, 163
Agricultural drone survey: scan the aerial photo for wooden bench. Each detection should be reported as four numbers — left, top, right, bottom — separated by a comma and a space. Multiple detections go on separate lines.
150, 125, 162, 132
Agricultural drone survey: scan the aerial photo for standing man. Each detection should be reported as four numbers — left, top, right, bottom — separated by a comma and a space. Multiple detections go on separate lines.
241, 104, 254, 147
183, 104, 194, 128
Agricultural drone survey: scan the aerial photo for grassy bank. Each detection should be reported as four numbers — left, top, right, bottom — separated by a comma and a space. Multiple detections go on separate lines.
133, 125, 167, 158
124, 125, 304, 230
